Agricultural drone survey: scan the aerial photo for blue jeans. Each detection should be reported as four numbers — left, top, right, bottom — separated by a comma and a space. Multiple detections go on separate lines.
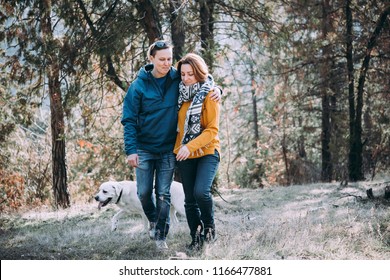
176, 150, 220, 238
136, 149, 175, 240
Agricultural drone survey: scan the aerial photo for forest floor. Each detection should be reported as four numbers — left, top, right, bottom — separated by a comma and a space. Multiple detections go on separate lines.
1, 180, 390, 260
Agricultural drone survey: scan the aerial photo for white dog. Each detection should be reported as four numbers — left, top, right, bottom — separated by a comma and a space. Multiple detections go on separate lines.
94, 180, 186, 232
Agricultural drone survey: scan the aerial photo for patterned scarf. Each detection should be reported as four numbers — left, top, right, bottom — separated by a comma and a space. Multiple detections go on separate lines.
178, 74, 214, 144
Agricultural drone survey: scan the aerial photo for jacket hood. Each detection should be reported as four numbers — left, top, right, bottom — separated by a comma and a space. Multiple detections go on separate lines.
137, 64, 179, 80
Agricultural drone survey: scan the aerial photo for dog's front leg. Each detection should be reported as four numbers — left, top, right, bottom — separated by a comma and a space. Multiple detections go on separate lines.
140, 212, 150, 232
111, 209, 125, 231
170, 207, 179, 224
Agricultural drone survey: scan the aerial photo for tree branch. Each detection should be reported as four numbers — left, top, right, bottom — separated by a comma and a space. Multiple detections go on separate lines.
356, 5, 390, 102
76, 0, 127, 92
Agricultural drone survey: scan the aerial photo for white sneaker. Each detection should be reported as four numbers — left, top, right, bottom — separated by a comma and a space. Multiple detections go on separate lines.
149, 222, 156, 240
155, 240, 168, 250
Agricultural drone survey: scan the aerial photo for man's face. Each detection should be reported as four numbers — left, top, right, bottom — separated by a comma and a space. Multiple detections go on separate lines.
150, 48, 173, 78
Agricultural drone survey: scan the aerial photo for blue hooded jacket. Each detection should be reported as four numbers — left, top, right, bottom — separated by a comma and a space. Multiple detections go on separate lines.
121, 64, 181, 155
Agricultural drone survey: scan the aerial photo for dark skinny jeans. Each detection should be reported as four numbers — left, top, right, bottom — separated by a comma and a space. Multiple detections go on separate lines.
177, 150, 220, 237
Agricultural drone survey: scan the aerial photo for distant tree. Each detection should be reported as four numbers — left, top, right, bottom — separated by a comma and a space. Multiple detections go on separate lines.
346, 1, 390, 181
0, 0, 141, 207
132, 0, 163, 44
169, 0, 186, 62
40, 0, 70, 207
0, 0, 72, 207
199, 0, 216, 69
320, 0, 334, 182
211, 1, 275, 186
257, 0, 390, 183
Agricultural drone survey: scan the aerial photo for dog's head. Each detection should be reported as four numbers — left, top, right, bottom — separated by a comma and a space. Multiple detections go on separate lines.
94, 181, 122, 210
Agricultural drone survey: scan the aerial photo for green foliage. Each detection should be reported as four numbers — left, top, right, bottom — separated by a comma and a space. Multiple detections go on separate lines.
234, 157, 265, 189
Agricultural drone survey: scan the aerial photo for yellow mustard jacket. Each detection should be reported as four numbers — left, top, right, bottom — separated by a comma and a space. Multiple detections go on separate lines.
174, 93, 221, 159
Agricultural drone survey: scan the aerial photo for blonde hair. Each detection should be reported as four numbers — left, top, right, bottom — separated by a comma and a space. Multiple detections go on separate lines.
176, 53, 209, 82
147, 40, 172, 60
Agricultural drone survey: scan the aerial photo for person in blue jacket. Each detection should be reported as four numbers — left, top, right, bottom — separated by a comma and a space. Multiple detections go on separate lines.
121, 40, 220, 250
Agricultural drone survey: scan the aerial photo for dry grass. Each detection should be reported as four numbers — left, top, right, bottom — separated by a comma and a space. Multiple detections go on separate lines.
1, 181, 390, 260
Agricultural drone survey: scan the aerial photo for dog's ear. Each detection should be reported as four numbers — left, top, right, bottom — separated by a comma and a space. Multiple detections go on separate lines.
112, 183, 121, 196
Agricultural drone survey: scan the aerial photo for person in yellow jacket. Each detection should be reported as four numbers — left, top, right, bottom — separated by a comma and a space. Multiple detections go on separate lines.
174, 53, 221, 250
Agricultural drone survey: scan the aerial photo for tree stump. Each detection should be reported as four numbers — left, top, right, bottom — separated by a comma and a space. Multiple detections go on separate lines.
366, 188, 375, 199
385, 186, 390, 200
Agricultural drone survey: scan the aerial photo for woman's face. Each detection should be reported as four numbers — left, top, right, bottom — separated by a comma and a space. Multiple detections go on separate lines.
180, 64, 197, 86
150, 48, 173, 78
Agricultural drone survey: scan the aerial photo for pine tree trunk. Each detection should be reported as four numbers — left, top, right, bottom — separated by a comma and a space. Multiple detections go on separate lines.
49, 80, 70, 208
282, 132, 290, 185
41, 0, 70, 208
345, 0, 359, 182
347, 4, 389, 181
199, 0, 215, 70
136, 0, 162, 44
320, 0, 333, 182
169, 0, 186, 62
329, 58, 345, 179
251, 65, 259, 147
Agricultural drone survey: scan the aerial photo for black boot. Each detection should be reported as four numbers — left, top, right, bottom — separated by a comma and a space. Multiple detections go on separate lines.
204, 226, 216, 243
187, 222, 204, 251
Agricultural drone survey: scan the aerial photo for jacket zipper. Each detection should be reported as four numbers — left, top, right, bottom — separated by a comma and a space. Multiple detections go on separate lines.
150, 75, 165, 100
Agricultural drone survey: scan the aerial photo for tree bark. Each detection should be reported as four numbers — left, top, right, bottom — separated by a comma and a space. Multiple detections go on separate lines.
348, 4, 390, 181
41, 0, 70, 208
199, 0, 215, 70
320, 0, 333, 182
250, 64, 259, 147
282, 131, 290, 185
345, 0, 359, 182
135, 0, 163, 44
169, 0, 186, 62
329, 59, 345, 180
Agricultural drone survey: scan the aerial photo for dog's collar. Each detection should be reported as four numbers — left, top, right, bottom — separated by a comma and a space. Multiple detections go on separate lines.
115, 189, 123, 204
